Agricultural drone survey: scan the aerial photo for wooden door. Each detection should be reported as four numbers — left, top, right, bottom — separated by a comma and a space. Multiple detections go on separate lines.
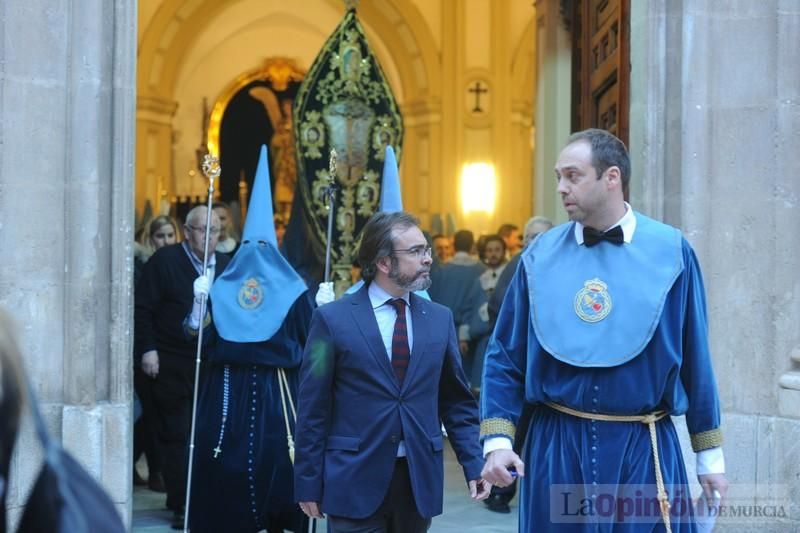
570, 0, 630, 145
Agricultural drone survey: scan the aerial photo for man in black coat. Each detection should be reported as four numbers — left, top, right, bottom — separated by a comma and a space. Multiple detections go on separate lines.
134, 205, 230, 528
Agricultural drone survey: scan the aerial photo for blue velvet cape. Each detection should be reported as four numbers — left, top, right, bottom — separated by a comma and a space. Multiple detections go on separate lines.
188, 292, 313, 533
481, 227, 721, 532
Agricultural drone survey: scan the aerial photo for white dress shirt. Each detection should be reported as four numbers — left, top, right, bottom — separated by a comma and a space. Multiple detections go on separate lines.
368, 281, 414, 457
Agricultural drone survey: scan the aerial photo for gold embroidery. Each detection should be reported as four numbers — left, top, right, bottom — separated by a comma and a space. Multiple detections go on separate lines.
294, 9, 403, 292
480, 418, 516, 440
185, 312, 212, 337
690, 428, 723, 452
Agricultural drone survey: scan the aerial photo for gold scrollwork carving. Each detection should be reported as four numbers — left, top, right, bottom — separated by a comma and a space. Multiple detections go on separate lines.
356, 171, 379, 216
300, 111, 326, 159
293, 8, 403, 291
372, 114, 399, 161
336, 206, 356, 241
312, 169, 332, 217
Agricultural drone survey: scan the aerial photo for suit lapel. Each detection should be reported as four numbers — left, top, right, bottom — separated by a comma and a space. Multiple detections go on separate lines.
350, 285, 400, 390
402, 292, 429, 389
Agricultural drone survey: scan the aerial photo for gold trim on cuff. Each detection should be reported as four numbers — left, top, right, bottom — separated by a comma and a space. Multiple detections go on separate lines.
480, 418, 516, 440
186, 313, 212, 337
690, 428, 723, 452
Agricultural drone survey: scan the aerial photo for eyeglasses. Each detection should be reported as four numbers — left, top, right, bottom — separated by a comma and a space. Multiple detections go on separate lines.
186, 224, 221, 235
392, 244, 433, 259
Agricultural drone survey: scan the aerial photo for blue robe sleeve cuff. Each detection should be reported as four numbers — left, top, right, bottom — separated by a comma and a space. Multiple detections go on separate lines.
690, 427, 723, 452
480, 417, 516, 441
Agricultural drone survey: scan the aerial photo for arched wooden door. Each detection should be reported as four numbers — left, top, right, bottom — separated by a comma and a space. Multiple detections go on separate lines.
569, 0, 630, 145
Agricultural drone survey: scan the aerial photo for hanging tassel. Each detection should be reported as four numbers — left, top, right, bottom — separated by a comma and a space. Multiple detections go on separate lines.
278, 368, 298, 464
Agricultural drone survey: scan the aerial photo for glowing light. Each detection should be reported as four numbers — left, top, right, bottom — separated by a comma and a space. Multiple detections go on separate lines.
460, 162, 496, 214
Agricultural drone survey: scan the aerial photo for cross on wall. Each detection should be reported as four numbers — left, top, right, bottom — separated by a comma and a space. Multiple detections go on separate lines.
468, 81, 489, 113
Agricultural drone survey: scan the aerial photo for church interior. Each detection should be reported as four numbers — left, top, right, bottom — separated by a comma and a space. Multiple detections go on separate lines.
136, 0, 541, 242
2, 0, 798, 530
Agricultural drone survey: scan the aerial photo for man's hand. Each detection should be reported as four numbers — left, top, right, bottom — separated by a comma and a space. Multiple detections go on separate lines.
698, 473, 729, 504
469, 479, 491, 501
193, 273, 211, 300
481, 449, 525, 488
298, 501, 324, 519
459, 340, 469, 355
141, 350, 159, 378
315, 281, 335, 307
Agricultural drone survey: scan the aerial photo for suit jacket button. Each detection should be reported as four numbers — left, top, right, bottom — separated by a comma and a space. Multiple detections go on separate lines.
390, 435, 398, 443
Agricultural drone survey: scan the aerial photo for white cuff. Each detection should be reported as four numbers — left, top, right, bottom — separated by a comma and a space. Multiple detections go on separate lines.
696, 446, 725, 475
483, 436, 513, 458
478, 302, 489, 323
458, 324, 470, 342
188, 298, 204, 330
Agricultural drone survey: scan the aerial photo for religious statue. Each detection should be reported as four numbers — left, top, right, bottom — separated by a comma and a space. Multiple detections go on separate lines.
248, 87, 299, 222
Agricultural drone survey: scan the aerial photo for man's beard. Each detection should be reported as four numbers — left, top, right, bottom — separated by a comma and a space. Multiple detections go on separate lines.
389, 259, 432, 292
486, 256, 505, 268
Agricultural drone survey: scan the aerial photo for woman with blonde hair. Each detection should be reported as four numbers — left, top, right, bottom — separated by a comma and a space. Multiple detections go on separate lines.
132, 214, 179, 493
134, 215, 180, 283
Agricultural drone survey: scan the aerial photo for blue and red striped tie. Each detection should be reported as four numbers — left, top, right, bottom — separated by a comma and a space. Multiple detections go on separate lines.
387, 299, 410, 385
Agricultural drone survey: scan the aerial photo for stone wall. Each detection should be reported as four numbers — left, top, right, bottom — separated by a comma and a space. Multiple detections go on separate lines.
0, 0, 136, 527
630, 1, 800, 530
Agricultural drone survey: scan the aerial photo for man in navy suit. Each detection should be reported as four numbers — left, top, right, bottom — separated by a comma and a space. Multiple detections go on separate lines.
294, 211, 490, 532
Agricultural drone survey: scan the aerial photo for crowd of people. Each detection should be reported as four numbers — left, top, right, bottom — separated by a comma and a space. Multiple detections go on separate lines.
124, 129, 726, 533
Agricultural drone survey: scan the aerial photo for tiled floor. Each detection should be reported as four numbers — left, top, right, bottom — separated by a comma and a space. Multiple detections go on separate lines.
132, 443, 518, 532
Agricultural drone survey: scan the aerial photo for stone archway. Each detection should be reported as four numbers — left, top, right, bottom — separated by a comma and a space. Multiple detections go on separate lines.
136, 0, 442, 217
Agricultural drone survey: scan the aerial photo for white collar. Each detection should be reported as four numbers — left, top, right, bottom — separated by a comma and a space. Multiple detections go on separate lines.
368, 281, 410, 310
181, 241, 217, 272
573, 202, 637, 245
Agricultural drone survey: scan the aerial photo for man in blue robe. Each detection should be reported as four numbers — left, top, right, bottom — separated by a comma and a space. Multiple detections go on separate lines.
185, 146, 332, 533
479, 215, 552, 514
480, 129, 728, 532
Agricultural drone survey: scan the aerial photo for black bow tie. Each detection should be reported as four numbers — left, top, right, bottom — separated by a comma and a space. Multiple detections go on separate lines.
583, 225, 624, 247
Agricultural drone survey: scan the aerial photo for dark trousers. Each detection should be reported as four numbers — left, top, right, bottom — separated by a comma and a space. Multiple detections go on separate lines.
150, 354, 198, 510
327, 458, 431, 533
133, 366, 161, 475
263, 509, 308, 533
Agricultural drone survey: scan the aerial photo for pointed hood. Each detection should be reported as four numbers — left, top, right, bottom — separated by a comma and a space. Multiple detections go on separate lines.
378, 145, 402, 212
242, 146, 278, 245
210, 146, 307, 342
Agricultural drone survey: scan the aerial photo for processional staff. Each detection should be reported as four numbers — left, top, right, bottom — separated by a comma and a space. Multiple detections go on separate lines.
323, 149, 338, 284
182, 154, 220, 533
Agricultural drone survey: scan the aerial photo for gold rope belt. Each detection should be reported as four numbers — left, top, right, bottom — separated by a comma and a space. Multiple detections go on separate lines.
544, 402, 672, 533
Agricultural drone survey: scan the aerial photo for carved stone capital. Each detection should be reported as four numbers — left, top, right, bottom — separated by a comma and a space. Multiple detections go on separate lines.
137, 96, 179, 117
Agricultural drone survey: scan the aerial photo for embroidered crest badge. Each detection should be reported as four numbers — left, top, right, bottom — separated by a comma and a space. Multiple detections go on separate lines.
238, 278, 264, 310
574, 278, 612, 323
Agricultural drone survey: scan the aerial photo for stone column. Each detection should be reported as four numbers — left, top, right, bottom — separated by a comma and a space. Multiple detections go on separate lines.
401, 98, 438, 230
533, 0, 572, 225
630, 2, 800, 529
0, 0, 136, 526
136, 95, 179, 216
